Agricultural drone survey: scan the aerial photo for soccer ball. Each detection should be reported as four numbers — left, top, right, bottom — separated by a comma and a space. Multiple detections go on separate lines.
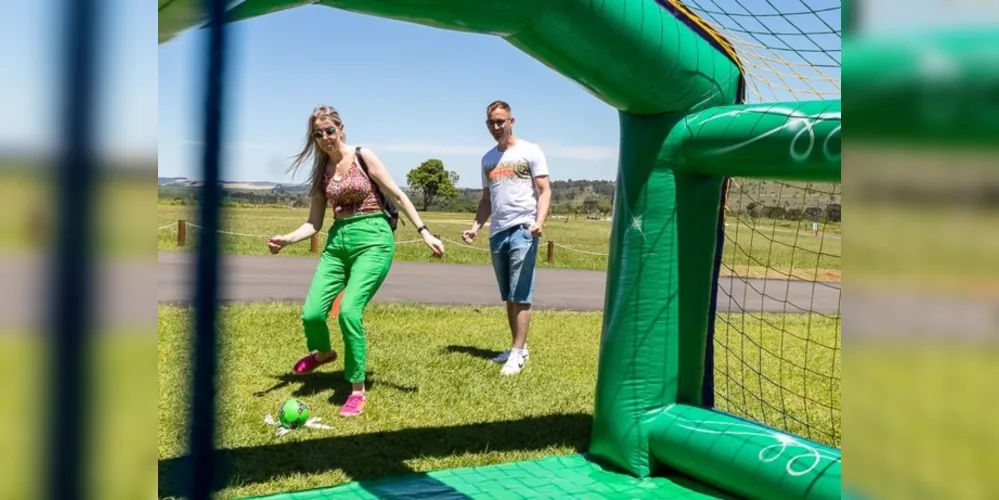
277, 398, 310, 429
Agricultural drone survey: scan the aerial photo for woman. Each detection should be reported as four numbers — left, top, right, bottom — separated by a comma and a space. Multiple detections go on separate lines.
267, 105, 445, 417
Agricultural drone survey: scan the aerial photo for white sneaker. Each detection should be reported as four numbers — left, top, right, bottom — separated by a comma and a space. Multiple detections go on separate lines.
500, 349, 527, 376
491, 343, 529, 364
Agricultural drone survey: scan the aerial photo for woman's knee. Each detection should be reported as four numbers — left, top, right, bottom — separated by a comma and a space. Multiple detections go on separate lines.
337, 304, 364, 330
301, 308, 328, 327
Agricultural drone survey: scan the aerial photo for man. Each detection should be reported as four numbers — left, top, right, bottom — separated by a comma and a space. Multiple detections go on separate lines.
462, 100, 552, 376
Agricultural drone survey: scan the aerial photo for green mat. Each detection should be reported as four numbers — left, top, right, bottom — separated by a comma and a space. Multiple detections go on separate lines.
241, 454, 737, 499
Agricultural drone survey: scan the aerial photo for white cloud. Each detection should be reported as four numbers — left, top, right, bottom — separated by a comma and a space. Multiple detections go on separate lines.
365, 141, 619, 162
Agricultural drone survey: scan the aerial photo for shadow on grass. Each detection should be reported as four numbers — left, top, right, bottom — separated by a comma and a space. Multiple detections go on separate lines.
253, 370, 419, 405
158, 413, 592, 498
442, 344, 504, 361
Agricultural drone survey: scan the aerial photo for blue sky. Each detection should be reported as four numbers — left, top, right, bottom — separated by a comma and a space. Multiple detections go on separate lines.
4, 0, 995, 186
158, 5, 623, 186
153, 0, 853, 187
36, 0, 999, 186
0, 0, 157, 160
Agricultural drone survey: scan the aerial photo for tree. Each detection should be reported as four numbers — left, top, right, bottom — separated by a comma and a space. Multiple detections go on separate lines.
406, 159, 460, 211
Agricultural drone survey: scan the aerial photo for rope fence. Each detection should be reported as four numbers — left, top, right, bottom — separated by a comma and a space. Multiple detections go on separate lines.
159, 219, 603, 262
159, 218, 836, 261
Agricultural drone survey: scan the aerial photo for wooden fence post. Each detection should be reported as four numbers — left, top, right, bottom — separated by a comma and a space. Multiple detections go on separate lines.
547, 240, 555, 263
177, 219, 186, 247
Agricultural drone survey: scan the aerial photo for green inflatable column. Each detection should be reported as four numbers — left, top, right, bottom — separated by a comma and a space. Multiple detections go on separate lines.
589, 112, 732, 478
589, 111, 686, 478
672, 170, 726, 406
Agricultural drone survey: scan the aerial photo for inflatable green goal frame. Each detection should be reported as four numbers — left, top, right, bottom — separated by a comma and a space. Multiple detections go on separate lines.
159, 1, 842, 499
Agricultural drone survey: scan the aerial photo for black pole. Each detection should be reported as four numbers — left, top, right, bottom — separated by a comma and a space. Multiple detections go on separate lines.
843, 0, 857, 37
186, 0, 229, 497
46, 0, 98, 498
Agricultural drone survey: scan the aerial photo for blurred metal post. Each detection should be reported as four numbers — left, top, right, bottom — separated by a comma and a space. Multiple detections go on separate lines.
47, 0, 99, 498
186, 0, 229, 497
843, 0, 856, 37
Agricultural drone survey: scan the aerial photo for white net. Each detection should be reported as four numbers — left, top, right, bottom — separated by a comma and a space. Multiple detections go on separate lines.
676, 0, 843, 448
674, 0, 841, 103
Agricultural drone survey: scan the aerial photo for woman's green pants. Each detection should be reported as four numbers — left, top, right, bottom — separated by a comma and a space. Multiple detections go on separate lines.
301, 212, 395, 383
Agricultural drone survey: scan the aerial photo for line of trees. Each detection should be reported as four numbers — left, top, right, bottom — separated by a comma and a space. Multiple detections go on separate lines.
159, 159, 841, 223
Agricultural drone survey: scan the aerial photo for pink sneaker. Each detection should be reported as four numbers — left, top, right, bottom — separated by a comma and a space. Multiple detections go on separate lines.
293, 352, 336, 374
340, 392, 366, 417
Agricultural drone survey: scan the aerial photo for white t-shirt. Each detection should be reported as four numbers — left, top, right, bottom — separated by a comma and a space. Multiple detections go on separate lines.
480, 139, 550, 237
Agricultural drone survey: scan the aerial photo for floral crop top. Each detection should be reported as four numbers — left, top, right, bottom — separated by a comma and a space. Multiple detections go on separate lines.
323, 157, 383, 215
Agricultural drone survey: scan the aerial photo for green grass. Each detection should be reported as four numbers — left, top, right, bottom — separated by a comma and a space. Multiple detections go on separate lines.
157, 204, 841, 281
0, 170, 156, 256
0, 332, 157, 500
845, 345, 999, 500
157, 303, 841, 499
712, 312, 842, 446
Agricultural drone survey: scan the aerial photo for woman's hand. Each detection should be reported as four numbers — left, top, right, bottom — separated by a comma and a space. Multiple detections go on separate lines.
422, 231, 445, 258
267, 235, 290, 254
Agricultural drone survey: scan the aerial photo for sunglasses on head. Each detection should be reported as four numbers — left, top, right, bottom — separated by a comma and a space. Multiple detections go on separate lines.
312, 126, 337, 139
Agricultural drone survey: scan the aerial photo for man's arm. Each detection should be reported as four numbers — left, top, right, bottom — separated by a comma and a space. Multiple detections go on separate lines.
467, 157, 492, 238
469, 188, 491, 234
533, 175, 551, 228
529, 143, 552, 232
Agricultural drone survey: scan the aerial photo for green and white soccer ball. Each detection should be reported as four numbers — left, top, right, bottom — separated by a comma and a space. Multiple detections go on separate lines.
277, 398, 310, 429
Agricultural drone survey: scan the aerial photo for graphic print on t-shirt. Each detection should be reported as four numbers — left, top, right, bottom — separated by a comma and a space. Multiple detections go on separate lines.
485, 159, 533, 185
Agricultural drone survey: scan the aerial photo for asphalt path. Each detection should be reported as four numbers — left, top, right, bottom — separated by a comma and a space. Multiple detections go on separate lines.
8, 252, 998, 339
157, 251, 842, 314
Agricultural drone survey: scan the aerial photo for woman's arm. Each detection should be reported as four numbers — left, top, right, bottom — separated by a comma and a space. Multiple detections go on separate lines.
281, 192, 327, 244
357, 147, 431, 232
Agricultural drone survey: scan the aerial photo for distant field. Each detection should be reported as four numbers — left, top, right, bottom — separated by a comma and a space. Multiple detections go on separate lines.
158, 204, 841, 281
726, 179, 841, 210
0, 169, 155, 256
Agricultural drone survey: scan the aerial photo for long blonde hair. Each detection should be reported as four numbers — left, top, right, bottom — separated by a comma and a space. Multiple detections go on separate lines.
288, 105, 346, 197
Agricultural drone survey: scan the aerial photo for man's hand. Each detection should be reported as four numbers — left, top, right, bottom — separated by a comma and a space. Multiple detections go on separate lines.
461, 228, 477, 244
527, 223, 543, 238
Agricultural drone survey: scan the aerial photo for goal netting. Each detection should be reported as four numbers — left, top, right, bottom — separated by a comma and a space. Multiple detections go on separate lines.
680, 0, 842, 450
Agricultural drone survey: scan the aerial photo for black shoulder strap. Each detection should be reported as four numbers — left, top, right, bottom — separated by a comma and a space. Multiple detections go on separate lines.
355, 146, 391, 208
354, 146, 368, 172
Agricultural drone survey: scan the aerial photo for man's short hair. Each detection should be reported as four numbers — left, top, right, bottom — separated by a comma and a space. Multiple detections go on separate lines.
486, 100, 511, 115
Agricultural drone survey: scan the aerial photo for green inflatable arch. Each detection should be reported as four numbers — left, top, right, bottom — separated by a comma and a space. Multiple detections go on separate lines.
160, 1, 841, 499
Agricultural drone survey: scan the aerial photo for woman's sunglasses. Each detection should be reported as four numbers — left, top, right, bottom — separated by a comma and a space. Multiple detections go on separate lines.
312, 126, 337, 139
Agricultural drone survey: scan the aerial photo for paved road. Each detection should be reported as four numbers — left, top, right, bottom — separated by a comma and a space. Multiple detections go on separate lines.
0, 254, 156, 332
158, 251, 842, 314
7, 252, 998, 338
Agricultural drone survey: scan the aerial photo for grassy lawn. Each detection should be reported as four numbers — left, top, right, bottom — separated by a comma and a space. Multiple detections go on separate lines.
157, 303, 841, 499
712, 312, 842, 446
157, 204, 841, 281
845, 345, 999, 500
0, 169, 156, 256
0, 332, 157, 500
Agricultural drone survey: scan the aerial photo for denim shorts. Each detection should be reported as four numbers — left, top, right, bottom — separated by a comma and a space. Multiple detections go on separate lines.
488, 223, 540, 304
